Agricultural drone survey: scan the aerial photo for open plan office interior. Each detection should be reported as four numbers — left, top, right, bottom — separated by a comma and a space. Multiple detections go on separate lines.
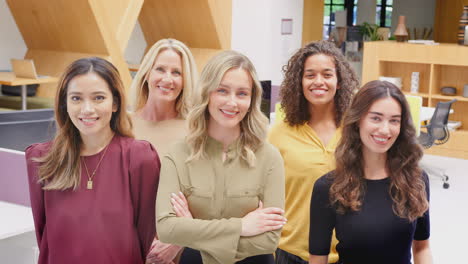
1, 0, 468, 263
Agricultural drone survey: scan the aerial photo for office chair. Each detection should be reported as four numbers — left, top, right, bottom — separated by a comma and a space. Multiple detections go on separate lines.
418, 99, 457, 189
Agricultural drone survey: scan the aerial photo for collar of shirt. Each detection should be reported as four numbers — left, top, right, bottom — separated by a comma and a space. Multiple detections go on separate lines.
206, 136, 241, 163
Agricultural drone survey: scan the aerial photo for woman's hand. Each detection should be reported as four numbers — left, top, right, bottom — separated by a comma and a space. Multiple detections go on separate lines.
146, 238, 181, 264
171, 192, 193, 218
241, 200, 286, 237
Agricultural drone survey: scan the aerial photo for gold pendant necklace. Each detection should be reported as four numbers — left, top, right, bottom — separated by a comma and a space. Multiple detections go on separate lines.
82, 141, 111, 190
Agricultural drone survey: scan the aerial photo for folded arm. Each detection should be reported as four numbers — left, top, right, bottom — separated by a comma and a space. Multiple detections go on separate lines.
234, 150, 285, 260
156, 156, 242, 263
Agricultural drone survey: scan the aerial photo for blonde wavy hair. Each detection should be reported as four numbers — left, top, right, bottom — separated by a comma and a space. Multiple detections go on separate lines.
186, 50, 268, 167
36, 57, 133, 190
130, 38, 198, 118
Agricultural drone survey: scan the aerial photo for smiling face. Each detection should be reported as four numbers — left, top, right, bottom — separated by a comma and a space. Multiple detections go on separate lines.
302, 53, 338, 108
67, 72, 116, 139
146, 49, 183, 104
359, 97, 402, 158
207, 67, 253, 135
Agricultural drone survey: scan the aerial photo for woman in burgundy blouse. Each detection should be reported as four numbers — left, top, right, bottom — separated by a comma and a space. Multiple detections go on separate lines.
25, 57, 160, 264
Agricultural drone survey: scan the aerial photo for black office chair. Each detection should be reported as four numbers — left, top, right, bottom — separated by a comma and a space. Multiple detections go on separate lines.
418, 99, 456, 189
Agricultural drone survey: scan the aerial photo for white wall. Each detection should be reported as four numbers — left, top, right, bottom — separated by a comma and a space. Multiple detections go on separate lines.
357, 0, 376, 25
124, 22, 147, 65
391, 0, 436, 38
231, 0, 304, 86
0, 0, 27, 70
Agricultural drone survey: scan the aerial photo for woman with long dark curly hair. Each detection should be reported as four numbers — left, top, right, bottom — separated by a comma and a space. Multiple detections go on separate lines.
268, 40, 359, 264
309, 81, 432, 264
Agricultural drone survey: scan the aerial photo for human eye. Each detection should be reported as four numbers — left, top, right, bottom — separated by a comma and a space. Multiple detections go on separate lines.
238, 90, 250, 97
217, 88, 228, 94
370, 115, 381, 122
390, 118, 401, 124
155, 66, 165, 73
172, 70, 181, 76
95, 95, 105, 101
70, 96, 80, 102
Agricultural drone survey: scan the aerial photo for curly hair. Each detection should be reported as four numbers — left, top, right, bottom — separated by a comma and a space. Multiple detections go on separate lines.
331, 80, 428, 221
280, 40, 359, 126
186, 50, 268, 167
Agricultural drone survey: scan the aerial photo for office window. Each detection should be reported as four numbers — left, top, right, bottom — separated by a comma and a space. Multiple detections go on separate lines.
376, 0, 393, 27
323, 0, 358, 39
323, 0, 346, 39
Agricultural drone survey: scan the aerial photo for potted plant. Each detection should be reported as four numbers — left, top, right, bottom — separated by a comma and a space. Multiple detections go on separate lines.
359, 22, 382, 41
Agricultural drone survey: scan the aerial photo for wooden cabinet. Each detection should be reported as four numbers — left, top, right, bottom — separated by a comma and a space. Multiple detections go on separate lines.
362, 41, 468, 159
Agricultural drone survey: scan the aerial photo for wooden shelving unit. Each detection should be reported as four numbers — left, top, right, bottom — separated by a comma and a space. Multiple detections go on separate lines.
363, 41, 468, 159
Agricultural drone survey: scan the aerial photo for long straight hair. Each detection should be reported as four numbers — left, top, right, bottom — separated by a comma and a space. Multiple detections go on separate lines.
130, 38, 198, 118
35, 57, 133, 190
331, 80, 428, 221
186, 50, 268, 167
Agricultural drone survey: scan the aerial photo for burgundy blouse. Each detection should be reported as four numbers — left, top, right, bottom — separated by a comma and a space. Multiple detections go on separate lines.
25, 135, 160, 264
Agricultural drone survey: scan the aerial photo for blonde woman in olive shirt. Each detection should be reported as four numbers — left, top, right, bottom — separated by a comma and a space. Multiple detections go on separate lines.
156, 50, 286, 264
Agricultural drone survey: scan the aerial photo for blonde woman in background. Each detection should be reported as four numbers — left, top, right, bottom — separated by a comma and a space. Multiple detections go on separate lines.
130, 38, 198, 154
130, 39, 198, 264
156, 50, 286, 264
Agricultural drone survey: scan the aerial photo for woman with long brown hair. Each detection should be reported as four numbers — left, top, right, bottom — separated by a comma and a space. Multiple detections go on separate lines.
309, 81, 432, 264
25, 57, 160, 264
268, 40, 359, 263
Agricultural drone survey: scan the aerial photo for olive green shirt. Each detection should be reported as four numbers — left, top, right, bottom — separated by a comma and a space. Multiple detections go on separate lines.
156, 137, 285, 264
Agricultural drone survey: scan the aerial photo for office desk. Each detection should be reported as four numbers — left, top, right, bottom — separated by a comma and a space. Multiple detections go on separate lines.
0, 201, 34, 240
421, 106, 454, 122
0, 72, 58, 110
0, 201, 38, 263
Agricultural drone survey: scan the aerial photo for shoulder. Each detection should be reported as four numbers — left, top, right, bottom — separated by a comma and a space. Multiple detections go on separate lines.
314, 171, 335, 192
120, 136, 153, 151
268, 120, 300, 145
25, 141, 52, 160
120, 136, 160, 164
165, 139, 190, 160
256, 142, 283, 163
269, 120, 293, 135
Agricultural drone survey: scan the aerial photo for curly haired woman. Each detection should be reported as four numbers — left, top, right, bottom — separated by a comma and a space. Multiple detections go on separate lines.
309, 81, 431, 264
268, 40, 359, 264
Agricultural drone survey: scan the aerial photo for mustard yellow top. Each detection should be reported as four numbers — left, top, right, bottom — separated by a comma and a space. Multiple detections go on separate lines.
268, 120, 340, 262
156, 137, 285, 264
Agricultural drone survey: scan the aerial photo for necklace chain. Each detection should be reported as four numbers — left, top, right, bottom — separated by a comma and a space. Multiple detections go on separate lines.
82, 140, 111, 190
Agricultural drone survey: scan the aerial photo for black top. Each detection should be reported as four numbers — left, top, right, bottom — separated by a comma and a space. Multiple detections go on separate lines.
309, 171, 430, 264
